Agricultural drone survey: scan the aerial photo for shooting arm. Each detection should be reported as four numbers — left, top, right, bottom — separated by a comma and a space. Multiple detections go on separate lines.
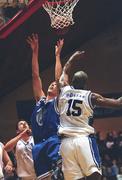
60, 51, 85, 87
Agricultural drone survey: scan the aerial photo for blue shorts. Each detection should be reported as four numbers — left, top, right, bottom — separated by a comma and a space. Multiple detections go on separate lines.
32, 135, 61, 179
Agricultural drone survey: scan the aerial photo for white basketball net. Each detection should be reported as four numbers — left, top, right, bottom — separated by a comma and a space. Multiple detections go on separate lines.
43, 0, 79, 29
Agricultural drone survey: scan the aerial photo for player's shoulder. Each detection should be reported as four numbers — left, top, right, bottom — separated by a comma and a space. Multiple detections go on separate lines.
63, 86, 91, 94
79, 89, 91, 95
36, 96, 46, 106
61, 85, 74, 92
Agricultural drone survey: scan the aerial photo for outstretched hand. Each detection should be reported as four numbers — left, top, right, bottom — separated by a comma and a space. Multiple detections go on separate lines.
71, 50, 85, 60
26, 33, 39, 52
55, 39, 64, 56
4, 164, 13, 175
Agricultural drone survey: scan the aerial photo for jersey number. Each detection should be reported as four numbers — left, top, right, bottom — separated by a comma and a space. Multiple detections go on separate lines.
66, 99, 82, 116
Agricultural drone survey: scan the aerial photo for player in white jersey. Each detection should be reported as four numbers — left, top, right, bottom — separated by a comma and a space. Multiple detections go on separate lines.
58, 86, 95, 137
58, 51, 122, 180
5, 120, 36, 180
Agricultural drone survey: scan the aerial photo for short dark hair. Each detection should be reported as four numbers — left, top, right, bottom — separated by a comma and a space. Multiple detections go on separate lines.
71, 71, 88, 89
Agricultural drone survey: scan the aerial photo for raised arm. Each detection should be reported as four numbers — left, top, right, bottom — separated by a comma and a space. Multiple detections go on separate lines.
4, 128, 30, 152
91, 93, 122, 108
55, 39, 64, 82
59, 51, 85, 87
27, 34, 45, 102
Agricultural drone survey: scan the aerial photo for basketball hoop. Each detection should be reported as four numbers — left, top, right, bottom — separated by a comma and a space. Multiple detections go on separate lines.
43, 0, 79, 31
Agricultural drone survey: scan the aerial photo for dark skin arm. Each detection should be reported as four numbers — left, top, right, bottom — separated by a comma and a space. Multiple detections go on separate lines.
59, 51, 85, 87
58, 49, 122, 109
91, 93, 122, 108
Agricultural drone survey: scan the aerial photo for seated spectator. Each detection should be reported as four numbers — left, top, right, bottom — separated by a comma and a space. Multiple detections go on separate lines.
97, 132, 106, 160
97, 130, 122, 179
105, 132, 116, 160
102, 154, 118, 180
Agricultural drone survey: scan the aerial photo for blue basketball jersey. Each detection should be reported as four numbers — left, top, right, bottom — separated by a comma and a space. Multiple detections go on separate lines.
32, 135, 61, 178
30, 97, 60, 144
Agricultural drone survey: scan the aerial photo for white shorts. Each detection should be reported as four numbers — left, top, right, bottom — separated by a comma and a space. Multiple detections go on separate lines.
60, 135, 102, 180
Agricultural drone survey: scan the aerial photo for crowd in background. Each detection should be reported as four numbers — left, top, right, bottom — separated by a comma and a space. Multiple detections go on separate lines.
1, 129, 122, 180
97, 130, 122, 180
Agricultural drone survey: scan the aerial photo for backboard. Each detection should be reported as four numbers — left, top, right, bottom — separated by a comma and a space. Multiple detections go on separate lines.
0, 0, 46, 39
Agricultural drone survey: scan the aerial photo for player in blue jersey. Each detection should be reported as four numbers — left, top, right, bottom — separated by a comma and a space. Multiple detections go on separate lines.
27, 34, 64, 180
58, 51, 122, 180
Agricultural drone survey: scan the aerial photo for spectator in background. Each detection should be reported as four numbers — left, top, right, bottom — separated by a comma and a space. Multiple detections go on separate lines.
102, 154, 118, 180
105, 132, 115, 160
4, 120, 36, 180
97, 132, 106, 161
97, 131, 122, 180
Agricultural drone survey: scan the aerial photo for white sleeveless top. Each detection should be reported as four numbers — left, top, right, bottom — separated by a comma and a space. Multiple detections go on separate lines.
0, 143, 4, 178
15, 136, 36, 179
58, 86, 95, 136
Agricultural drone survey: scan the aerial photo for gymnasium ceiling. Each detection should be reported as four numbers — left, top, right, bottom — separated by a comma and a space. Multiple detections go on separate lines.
0, 0, 122, 99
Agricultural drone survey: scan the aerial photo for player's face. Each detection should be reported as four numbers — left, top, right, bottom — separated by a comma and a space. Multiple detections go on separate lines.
17, 121, 29, 132
47, 81, 57, 96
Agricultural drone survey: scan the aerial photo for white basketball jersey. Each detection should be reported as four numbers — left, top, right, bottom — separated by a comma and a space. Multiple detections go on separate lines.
58, 86, 95, 136
15, 136, 36, 179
